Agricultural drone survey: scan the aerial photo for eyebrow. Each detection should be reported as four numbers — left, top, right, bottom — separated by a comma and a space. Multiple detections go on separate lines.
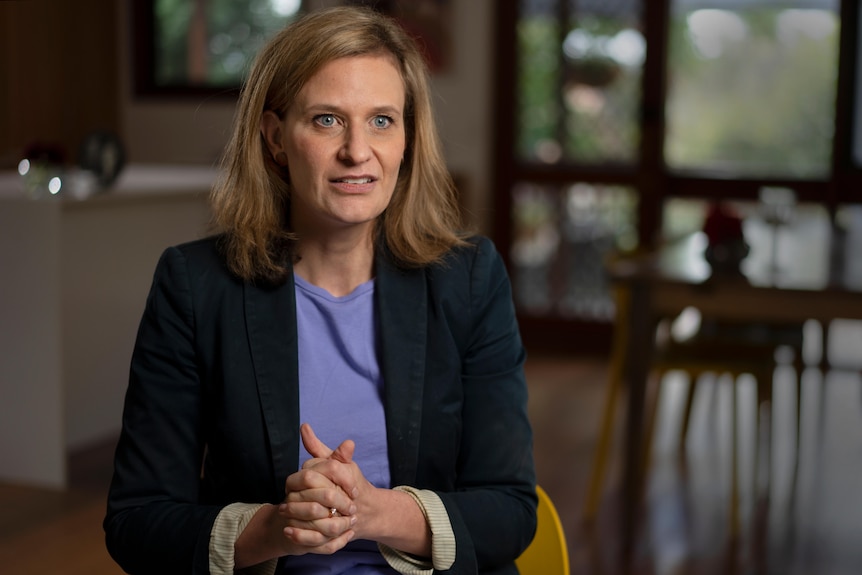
303, 103, 404, 117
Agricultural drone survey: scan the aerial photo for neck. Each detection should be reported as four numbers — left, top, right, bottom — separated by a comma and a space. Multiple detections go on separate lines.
293, 231, 375, 297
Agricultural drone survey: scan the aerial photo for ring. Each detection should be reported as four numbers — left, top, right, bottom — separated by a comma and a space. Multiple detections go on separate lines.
329, 507, 337, 518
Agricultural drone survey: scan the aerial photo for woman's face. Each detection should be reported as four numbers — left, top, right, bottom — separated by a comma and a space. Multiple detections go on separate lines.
262, 54, 407, 238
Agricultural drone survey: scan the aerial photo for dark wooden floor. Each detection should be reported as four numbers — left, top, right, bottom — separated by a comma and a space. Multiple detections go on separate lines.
530, 352, 862, 575
1, 350, 861, 574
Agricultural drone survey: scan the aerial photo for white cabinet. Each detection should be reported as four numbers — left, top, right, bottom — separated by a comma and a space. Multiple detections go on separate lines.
0, 165, 215, 488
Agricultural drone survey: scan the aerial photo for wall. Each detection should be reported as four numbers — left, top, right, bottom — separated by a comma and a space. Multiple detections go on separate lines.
119, 0, 495, 233
0, 0, 120, 169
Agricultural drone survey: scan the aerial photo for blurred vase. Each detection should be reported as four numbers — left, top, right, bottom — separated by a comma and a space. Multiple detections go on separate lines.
704, 239, 750, 275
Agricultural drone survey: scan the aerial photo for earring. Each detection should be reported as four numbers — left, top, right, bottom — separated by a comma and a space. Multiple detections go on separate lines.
276, 151, 287, 166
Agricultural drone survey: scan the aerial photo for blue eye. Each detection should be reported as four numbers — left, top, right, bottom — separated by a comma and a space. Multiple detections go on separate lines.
373, 115, 392, 128
315, 114, 336, 127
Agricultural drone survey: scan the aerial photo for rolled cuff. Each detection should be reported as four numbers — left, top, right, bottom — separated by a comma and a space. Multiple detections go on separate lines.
209, 502, 277, 575
379, 486, 456, 574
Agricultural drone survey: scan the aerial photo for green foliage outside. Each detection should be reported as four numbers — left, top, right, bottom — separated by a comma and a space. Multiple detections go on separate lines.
154, 0, 300, 87
517, 16, 561, 160
665, 8, 839, 178
517, 8, 839, 178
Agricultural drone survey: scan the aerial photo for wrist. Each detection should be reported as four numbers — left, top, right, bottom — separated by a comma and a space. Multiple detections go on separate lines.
235, 503, 282, 569
359, 488, 431, 557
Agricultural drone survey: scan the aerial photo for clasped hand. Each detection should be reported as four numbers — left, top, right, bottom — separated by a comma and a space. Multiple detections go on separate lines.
278, 423, 373, 555
235, 423, 429, 568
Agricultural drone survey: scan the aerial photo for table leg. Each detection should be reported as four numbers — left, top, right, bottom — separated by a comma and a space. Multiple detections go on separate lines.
621, 279, 655, 568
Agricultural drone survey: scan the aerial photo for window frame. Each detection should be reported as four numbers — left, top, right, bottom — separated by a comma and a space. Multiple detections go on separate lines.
130, 0, 243, 99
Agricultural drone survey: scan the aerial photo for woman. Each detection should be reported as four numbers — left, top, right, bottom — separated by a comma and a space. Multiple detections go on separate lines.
104, 6, 536, 574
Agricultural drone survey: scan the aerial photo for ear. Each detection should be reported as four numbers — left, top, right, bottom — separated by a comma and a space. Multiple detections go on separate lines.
260, 110, 286, 162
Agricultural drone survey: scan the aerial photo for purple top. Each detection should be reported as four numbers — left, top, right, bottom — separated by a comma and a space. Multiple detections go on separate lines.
279, 275, 396, 574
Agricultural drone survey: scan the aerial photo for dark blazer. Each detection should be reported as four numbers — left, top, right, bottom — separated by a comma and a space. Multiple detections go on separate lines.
104, 234, 537, 575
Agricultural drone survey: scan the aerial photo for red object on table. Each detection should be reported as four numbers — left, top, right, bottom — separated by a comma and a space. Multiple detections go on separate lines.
703, 202, 744, 246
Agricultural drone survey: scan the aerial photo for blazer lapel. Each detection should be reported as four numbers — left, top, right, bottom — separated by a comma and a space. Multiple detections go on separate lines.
376, 254, 427, 486
244, 275, 300, 499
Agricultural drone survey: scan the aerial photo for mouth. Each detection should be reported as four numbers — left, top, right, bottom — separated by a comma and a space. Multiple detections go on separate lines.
332, 176, 375, 184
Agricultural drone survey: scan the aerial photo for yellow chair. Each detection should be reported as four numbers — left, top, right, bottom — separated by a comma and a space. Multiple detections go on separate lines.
515, 485, 570, 575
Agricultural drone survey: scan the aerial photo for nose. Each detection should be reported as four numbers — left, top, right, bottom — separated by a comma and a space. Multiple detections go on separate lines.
338, 124, 371, 164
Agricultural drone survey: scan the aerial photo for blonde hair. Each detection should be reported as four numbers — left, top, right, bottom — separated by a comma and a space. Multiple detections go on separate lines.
210, 5, 466, 284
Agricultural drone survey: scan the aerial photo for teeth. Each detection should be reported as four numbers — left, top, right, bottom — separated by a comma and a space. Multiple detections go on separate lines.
338, 178, 372, 184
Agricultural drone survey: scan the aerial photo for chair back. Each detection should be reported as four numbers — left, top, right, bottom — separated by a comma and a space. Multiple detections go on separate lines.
515, 485, 570, 575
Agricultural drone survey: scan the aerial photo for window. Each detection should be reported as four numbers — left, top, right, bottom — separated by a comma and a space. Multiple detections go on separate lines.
494, 0, 859, 353
133, 0, 303, 97
516, 0, 645, 165
665, 2, 840, 178
132, 0, 452, 97
509, 0, 644, 333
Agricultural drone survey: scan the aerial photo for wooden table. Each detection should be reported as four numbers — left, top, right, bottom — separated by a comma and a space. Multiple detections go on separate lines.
607, 208, 862, 564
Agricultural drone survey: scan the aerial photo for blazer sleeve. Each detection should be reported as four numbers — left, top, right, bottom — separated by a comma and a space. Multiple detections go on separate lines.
436, 237, 538, 574
104, 246, 220, 574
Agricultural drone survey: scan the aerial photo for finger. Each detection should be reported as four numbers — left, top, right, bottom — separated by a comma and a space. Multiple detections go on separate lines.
299, 422, 354, 466
285, 466, 337, 494
301, 423, 334, 459
282, 485, 356, 517
279, 504, 357, 536
331, 438, 355, 465
283, 524, 355, 554
301, 442, 354, 492
298, 424, 358, 499
301, 456, 328, 470
301, 458, 359, 501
